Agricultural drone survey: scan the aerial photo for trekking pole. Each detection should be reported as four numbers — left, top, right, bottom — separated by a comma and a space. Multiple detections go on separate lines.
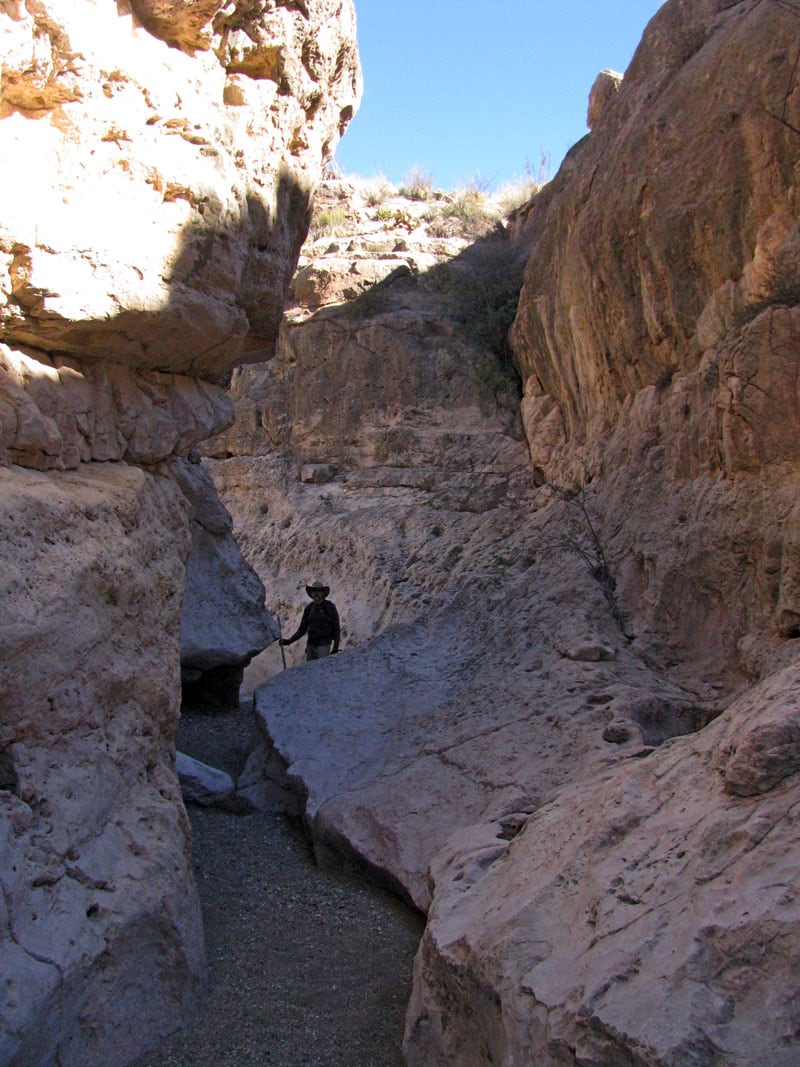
276, 614, 287, 671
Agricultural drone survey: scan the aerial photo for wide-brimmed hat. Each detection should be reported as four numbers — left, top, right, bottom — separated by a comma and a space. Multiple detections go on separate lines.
306, 579, 330, 597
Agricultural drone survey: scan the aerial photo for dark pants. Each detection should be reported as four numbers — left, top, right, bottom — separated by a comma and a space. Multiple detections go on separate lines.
306, 642, 332, 661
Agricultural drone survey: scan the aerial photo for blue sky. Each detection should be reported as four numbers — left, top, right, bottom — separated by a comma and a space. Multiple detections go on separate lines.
335, 0, 665, 190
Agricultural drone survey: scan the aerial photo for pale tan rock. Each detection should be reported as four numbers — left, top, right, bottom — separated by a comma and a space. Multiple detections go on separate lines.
0, 0, 361, 382
292, 257, 403, 309
393, 3, 800, 1062
0, 463, 204, 1066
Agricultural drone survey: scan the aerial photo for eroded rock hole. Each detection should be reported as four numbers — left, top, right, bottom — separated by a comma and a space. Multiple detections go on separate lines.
617, 698, 720, 747
0, 748, 18, 794
181, 663, 244, 712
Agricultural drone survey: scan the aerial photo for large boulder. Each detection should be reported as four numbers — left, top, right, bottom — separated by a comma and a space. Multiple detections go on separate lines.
172, 455, 280, 708
241, 549, 720, 912
0, 0, 361, 382
405, 664, 800, 1066
0, 463, 205, 1067
0, 0, 360, 1062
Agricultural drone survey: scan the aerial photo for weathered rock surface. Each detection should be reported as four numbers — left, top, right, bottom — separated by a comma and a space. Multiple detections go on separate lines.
0, 0, 360, 1062
0, 0, 361, 382
172, 456, 279, 708
175, 752, 235, 808
0, 344, 234, 471
586, 67, 622, 129
0, 463, 205, 1067
405, 664, 800, 1066
510, 0, 800, 465
210, 1, 800, 1063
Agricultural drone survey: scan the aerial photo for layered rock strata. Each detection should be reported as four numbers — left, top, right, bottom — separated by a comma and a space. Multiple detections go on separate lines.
208, 178, 532, 656
0, 0, 360, 1062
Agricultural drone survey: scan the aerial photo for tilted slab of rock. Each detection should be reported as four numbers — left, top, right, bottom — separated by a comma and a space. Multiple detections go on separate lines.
172, 456, 279, 707
242, 524, 720, 911
175, 751, 235, 808
0, 462, 204, 1066
404, 662, 800, 1066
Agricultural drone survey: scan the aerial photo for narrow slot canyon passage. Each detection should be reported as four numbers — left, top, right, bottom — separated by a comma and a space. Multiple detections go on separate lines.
133, 703, 424, 1067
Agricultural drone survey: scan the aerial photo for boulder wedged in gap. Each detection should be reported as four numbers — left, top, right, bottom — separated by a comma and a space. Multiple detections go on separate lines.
175, 751, 235, 808
172, 456, 280, 710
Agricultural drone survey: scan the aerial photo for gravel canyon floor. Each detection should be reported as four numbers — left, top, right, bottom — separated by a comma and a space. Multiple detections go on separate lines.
133, 704, 423, 1067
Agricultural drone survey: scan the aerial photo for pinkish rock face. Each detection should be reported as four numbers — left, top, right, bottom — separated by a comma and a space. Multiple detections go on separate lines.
0, 1, 360, 1062
0, 0, 361, 383
510, 0, 800, 472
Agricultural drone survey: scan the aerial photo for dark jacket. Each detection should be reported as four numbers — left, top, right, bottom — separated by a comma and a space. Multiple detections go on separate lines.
289, 599, 340, 650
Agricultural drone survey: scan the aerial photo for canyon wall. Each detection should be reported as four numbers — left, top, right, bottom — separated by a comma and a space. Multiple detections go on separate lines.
0, 1, 360, 1063
209, 1, 800, 1063
405, 1, 800, 1064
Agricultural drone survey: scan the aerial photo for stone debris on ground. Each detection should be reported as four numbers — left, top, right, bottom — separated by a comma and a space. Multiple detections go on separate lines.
134, 703, 423, 1067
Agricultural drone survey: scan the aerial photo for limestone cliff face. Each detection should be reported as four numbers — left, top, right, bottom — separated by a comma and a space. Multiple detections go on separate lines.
208, 178, 531, 653
0, 0, 360, 470
402, 2, 800, 1064
211, 3, 800, 1065
0, 2, 359, 1063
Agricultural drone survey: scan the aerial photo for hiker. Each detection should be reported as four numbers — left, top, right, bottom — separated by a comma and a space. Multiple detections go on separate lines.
279, 580, 341, 661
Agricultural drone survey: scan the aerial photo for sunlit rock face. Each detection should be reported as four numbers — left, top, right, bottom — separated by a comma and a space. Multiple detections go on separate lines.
510, 0, 799, 469
505, 0, 800, 683
195, 2, 800, 1065
401, 1, 800, 1064
0, 0, 360, 382
0, 1, 360, 1062
0, 0, 360, 471
206, 179, 532, 658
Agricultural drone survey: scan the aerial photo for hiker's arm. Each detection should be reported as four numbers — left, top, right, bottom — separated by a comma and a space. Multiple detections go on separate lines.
281, 605, 310, 645
330, 603, 341, 652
